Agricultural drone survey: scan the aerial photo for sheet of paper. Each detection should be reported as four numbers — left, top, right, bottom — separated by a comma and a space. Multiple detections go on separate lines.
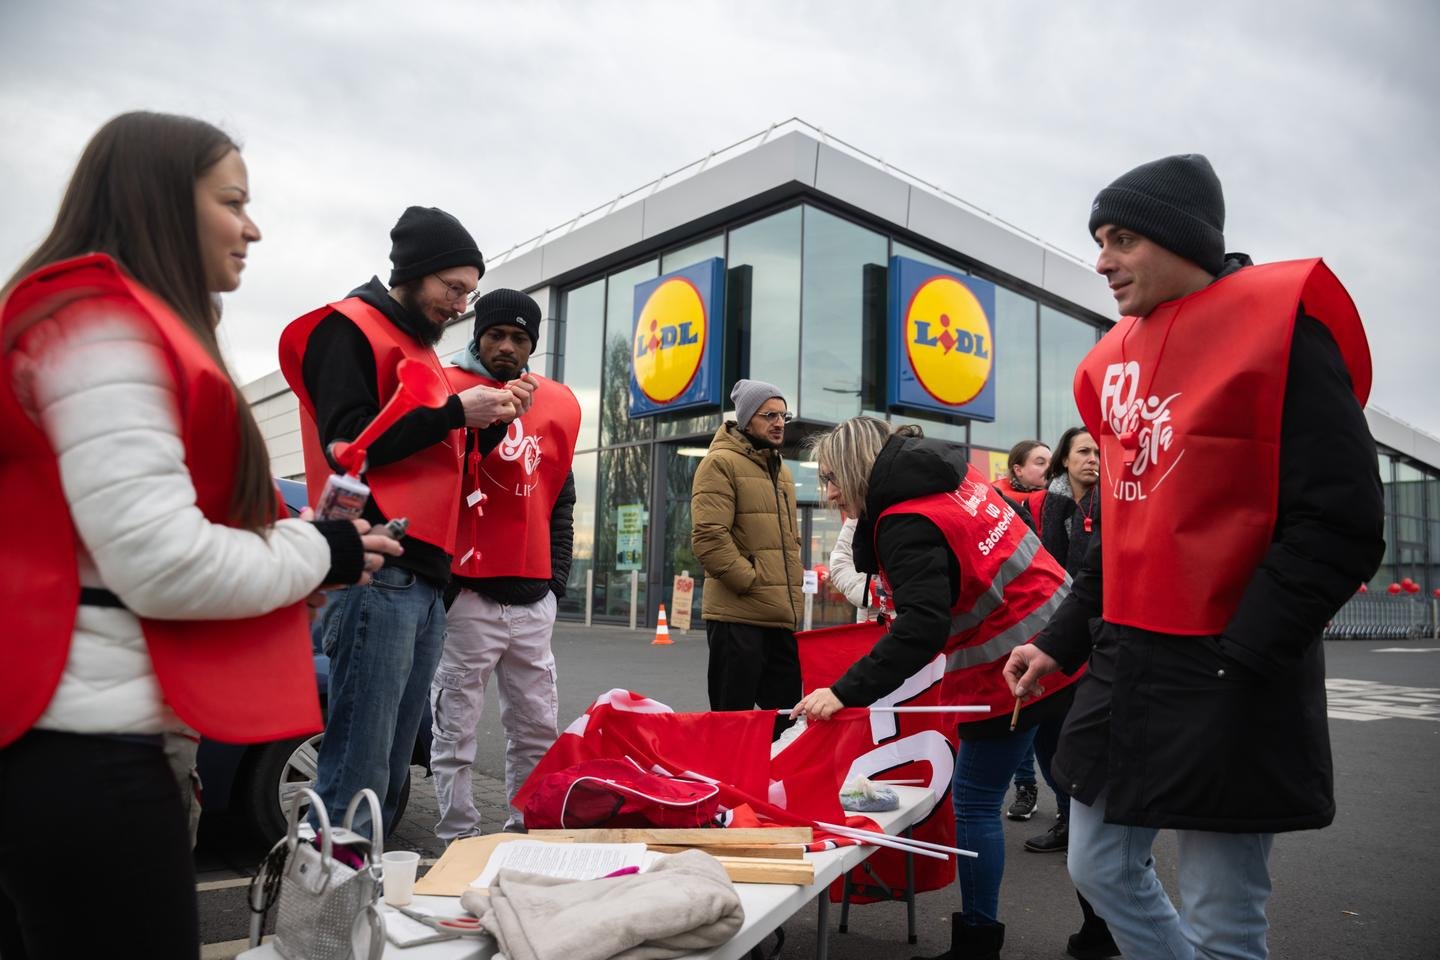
470, 841, 649, 887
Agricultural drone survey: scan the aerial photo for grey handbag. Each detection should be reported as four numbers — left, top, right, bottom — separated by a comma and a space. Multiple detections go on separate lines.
262, 787, 386, 960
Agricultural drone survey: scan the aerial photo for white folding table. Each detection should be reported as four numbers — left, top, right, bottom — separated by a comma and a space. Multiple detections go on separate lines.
238, 785, 935, 960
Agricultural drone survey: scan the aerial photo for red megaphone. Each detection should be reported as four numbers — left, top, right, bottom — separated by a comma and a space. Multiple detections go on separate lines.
330, 359, 450, 475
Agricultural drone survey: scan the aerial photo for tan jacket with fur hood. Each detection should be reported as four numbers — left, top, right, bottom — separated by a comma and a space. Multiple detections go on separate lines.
691, 423, 803, 629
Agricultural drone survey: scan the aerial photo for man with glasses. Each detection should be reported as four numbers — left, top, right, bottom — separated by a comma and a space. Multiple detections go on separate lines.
279, 206, 530, 836
691, 379, 804, 739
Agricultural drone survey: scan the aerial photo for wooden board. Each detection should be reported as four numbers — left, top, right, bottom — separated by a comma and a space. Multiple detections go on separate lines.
647, 843, 805, 860
413, 833, 572, 896
714, 858, 814, 885
526, 827, 812, 845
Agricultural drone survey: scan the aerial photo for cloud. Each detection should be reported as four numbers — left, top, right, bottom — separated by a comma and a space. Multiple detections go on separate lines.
3, 0, 1436, 438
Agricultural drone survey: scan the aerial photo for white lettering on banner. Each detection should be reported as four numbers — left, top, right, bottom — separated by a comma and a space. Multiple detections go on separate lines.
1100, 360, 1182, 479
841, 655, 955, 812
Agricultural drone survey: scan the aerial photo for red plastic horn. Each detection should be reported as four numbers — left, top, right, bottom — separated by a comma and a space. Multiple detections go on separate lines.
1387, 583, 1402, 595
331, 359, 450, 475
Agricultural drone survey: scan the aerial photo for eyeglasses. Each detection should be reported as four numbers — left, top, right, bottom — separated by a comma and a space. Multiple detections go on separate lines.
818, 470, 837, 488
755, 410, 795, 424
431, 274, 475, 305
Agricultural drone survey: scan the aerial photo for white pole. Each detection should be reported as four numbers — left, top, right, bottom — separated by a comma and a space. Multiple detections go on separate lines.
776, 706, 990, 715
803, 592, 814, 632
584, 569, 593, 627
629, 569, 639, 630
815, 821, 978, 859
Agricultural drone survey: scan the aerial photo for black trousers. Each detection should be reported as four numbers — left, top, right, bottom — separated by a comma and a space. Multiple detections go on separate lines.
0, 730, 199, 959
705, 620, 802, 740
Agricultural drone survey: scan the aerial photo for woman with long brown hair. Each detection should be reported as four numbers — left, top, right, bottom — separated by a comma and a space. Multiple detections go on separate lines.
0, 112, 398, 958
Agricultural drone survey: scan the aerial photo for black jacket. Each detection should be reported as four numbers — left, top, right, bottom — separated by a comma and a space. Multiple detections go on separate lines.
1035, 264, 1385, 833
831, 435, 1069, 739
301, 278, 465, 585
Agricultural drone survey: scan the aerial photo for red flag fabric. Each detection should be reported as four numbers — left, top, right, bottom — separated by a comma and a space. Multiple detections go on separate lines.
514, 689, 876, 832
796, 621, 958, 900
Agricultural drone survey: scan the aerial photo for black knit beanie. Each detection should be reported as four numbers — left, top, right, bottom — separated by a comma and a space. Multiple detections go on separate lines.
388, 206, 486, 287
1088, 155, 1226, 276
471, 288, 541, 349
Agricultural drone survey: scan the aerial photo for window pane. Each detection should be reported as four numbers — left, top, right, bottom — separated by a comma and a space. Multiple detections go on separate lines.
727, 207, 801, 414
1039, 306, 1100, 447
661, 234, 724, 275
557, 451, 597, 619
592, 445, 651, 620
970, 288, 1039, 449
893, 241, 968, 275
560, 279, 605, 451
897, 412, 968, 445
1395, 461, 1425, 517
800, 206, 887, 423
600, 261, 659, 446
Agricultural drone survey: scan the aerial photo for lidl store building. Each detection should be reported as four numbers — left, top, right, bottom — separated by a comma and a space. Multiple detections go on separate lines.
244, 121, 1440, 627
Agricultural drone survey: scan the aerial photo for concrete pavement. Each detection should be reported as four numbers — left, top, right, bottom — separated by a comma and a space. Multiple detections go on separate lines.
195, 625, 1440, 958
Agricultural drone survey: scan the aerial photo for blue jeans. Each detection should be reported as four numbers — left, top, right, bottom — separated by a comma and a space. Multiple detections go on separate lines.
1069, 789, 1275, 960
312, 564, 445, 837
953, 728, 1037, 924
1012, 743, 1037, 786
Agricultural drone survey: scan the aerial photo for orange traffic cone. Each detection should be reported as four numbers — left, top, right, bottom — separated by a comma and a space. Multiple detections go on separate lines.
651, 604, 673, 645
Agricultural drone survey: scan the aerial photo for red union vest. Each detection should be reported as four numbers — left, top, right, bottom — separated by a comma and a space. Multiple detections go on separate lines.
278, 298, 464, 554
0, 254, 320, 747
1073, 259, 1371, 635
876, 463, 1081, 716
445, 365, 580, 578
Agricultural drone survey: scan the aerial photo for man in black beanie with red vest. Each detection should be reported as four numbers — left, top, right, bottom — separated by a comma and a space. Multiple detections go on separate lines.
430, 289, 580, 840
278, 206, 534, 837
1004, 156, 1383, 960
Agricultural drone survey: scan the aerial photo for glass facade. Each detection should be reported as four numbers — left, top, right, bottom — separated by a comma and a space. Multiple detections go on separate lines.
549, 199, 1110, 623
546, 197, 1440, 626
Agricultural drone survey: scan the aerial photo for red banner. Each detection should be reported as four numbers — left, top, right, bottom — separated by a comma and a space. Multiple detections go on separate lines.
796, 622, 958, 900
514, 689, 878, 833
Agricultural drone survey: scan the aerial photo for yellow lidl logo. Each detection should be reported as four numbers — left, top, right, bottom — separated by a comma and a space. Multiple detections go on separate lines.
903, 275, 993, 406
633, 277, 707, 404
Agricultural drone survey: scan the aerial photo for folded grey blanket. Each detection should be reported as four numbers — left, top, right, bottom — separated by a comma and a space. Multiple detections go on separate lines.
458, 849, 744, 960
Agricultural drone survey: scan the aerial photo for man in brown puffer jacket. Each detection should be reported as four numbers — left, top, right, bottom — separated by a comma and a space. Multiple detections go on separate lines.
691, 379, 804, 739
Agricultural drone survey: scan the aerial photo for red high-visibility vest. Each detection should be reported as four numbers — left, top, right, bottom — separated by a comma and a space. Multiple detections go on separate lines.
444, 366, 580, 578
278, 298, 464, 554
876, 463, 1080, 715
1073, 259, 1371, 634
0, 254, 320, 747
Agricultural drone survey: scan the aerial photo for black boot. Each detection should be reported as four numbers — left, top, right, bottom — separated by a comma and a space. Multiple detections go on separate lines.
1066, 892, 1120, 959
911, 913, 1005, 960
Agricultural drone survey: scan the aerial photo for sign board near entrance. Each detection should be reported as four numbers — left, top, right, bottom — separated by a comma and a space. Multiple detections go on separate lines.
629, 258, 725, 417
886, 255, 997, 421
670, 571, 695, 632
615, 503, 644, 571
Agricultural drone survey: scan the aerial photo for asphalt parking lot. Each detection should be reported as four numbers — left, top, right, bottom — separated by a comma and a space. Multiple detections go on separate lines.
195, 626, 1440, 959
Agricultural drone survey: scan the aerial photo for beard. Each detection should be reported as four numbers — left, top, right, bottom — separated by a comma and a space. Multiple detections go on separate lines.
395, 284, 452, 346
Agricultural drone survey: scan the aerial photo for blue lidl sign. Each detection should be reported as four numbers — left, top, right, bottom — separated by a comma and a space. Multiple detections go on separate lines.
887, 256, 996, 421
629, 258, 725, 417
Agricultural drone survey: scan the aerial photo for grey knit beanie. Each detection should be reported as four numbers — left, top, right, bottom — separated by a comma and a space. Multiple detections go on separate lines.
1088, 154, 1226, 275
730, 379, 785, 427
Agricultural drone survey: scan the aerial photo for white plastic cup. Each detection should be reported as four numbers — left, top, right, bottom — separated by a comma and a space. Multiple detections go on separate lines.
382, 850, 421, 906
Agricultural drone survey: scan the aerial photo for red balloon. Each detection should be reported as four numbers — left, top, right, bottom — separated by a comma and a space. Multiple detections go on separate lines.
1387, 583, 1403, 594
1405, 582, 1421, 594
1402, 577, 1416, 587
1358, 583, 1369, 594
1433, 588, 1440, 598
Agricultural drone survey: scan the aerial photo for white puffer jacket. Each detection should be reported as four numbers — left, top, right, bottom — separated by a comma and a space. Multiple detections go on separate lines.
828, 517, 869, 609
10, 300, 332, 735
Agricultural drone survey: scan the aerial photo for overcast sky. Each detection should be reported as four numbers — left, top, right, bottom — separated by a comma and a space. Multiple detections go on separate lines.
4, 0, 1437, 438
